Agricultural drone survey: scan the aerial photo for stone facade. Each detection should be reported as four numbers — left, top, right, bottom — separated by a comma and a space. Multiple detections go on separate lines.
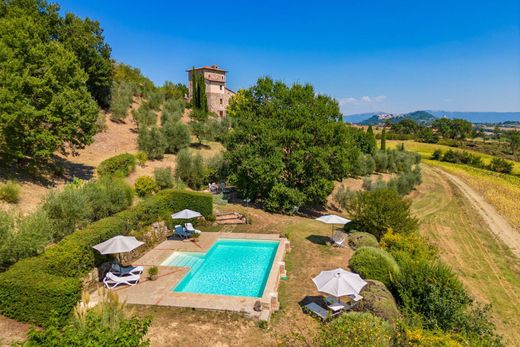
187, 65, 235, 117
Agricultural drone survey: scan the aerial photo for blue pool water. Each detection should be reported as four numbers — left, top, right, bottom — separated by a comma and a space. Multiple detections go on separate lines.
169, 239, 279, 297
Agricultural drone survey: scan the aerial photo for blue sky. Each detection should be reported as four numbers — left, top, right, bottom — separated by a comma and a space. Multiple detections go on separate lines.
58, 0, 520, 115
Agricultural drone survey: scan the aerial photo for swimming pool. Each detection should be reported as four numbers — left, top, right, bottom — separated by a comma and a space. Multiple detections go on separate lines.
164, 239, 280, 297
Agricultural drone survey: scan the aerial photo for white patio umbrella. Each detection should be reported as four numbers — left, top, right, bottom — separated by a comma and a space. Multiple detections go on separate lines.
312, 268, 367, 301
171, 209, 202, 220
315, 214, 351, 239
92, 235, 144, 262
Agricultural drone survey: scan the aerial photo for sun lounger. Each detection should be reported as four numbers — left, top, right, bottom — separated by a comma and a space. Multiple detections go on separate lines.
303, 302, 340, 321
175, 225, 191, 239
185, 223, 201, 234
332, 230, 346, 247
111, 263, 144, 276
103, 271, 140, 289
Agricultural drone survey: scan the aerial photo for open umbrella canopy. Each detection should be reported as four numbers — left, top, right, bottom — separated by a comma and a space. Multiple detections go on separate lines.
171, 209, 202, 220
92, 236, 144, 255
315, 214, 351, 225
312, 268, 367, 298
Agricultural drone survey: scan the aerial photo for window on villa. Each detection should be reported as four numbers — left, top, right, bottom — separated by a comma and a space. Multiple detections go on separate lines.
220, 98, 223, 104
219, 85, 223, 90
219, 111, 223, 116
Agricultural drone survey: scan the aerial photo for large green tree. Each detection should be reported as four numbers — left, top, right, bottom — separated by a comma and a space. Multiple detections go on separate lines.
224, 78, 359, 211
59, 13, 113, 108
0, 12, 99, 160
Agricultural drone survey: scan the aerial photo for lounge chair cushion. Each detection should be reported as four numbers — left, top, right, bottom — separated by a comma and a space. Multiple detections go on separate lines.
303, 302, 330, 320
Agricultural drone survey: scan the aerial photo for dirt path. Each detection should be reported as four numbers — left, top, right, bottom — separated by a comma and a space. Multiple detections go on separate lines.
432, 167, 520, 258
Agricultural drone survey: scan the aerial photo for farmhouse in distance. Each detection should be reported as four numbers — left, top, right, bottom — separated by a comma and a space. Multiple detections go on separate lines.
187, 65, 235, 117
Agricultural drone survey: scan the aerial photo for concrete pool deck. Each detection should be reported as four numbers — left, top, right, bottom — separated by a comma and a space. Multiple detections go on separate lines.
103, 232, 290, 319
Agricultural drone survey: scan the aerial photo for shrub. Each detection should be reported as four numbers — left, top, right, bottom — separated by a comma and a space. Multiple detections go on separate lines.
348, 232, 379, 250
97, 153, 136, 177
175, 149, 205, 189
83, 177, 133, 221
206, 153, 229, 183
110, 81, 134, 122
26, 289, 151, 346
0, 190, 212, 325
0, 180, 21, 203
347, 189, 418, 240
154, 167, 173, 189
132, 107, 157, 127
43, 185, 93, 241
488, 158, 513, 174
350, 247, 400, 287
352, 154, 375, 176
315, 312, 394, 347
431, 149, 442, 160
356, 280, 400, 324
264, 183, 306, 214
162, 120, 191, 154
333, 185, 356, 210
138, 126, 167, 159
162, 97, 185, 116
134, 176, 159, 197
135, 151, 148, 167
391, 257, 472, 331
8, 210, 53, 265
380, 229, 436, 264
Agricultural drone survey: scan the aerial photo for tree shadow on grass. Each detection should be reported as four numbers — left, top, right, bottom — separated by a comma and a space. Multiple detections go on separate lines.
189, 142, 211, 150
306, 235, 331, 246
53, 156, 95, 182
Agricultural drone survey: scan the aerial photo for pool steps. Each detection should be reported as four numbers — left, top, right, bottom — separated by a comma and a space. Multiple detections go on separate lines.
166, 253, 204, 271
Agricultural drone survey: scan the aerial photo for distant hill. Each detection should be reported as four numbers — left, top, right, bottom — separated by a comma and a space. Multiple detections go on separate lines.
426, 111, 520, 123
344, 110, 520, 124
356, 111, 436, 126
342, 112, 385, 124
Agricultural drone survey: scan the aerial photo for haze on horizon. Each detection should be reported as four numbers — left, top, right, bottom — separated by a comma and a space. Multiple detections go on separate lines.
58, 0, 520, 115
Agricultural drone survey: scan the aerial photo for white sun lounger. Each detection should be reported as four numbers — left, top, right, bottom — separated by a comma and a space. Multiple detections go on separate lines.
111, 263, 144, 276
185, 223, 201, 234
332, 230, 346, 247
103, 271, 140, 289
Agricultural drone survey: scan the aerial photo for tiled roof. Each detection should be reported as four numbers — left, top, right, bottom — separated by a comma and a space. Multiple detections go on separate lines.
186, 65, 227, 72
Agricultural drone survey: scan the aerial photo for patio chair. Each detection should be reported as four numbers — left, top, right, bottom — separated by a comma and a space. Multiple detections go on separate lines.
325, 294, 363, 310
103, 271, 140, 289
303, 302, 339, 321
111, 263, 144, 276
332, 230, 346, 247
185, 223, 201, 234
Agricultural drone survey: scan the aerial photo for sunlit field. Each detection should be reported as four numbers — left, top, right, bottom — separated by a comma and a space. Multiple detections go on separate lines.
387, 140, 520, 175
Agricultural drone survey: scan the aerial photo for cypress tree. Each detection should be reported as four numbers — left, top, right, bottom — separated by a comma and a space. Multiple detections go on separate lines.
381, 128, 386, 150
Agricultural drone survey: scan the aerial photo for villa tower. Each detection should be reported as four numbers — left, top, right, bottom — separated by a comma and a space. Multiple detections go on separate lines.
187, 65, 235, 117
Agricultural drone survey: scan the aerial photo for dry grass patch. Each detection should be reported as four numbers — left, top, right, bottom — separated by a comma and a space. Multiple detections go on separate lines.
412, 165, 520, 345
424, 159, 520, 229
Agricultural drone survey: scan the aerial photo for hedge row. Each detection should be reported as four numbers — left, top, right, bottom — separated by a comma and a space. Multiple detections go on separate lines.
0, 189, 212, 326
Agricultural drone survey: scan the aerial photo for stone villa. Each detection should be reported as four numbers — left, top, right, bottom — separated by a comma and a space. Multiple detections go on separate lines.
187, 65, 235, 117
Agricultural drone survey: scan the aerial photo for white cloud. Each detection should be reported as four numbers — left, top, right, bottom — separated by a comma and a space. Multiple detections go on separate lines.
338, 95, 386, 106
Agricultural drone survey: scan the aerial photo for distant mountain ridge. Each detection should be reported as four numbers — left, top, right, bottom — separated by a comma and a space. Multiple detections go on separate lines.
355, 111, 436, 126
343, 110, 520, 124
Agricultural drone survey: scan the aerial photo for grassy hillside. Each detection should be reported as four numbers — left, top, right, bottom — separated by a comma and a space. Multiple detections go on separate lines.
412, 166, 520, 345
